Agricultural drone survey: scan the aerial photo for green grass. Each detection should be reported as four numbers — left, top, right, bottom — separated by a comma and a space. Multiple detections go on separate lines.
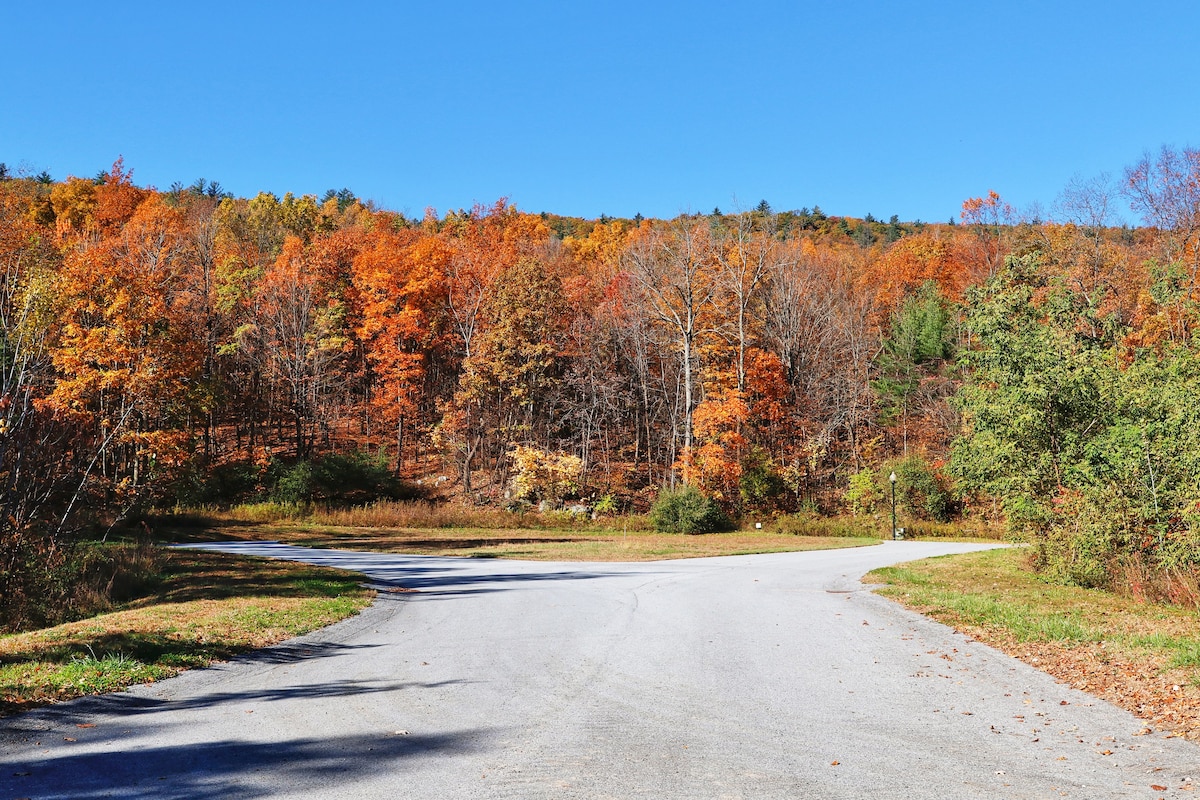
0, 549, 373, 716
1131, 634, 1200, 670
868, 547, 1200, 704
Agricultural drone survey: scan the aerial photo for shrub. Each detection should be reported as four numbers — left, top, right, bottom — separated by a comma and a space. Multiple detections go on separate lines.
891, 456, 952, 522
309, 451, 416, 504
593, 494, 619, 516
171, 461, 261, 507
172, 451, 422, 511
844, 469, 884, 516
508, 446, 583, 507
270, 460, 316, 504
1027, 487, 1122, 589
265, 451, 423, 506
739, 451, 788, 511
649, 485, 731, 534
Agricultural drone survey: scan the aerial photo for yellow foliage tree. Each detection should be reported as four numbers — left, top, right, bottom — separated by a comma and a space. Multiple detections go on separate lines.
508, 446, 583, 507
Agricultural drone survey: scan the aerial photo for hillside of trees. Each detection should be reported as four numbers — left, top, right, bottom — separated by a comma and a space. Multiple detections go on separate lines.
3, 147, 1200, 623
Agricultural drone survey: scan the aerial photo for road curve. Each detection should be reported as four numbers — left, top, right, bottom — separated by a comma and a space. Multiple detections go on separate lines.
3, 541, 1199, 799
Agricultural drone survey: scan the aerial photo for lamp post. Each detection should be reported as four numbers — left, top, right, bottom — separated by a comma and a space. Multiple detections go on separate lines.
889, 471, 897, 540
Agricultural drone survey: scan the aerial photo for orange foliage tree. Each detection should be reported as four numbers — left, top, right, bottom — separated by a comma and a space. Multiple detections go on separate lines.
49, 193, 202, 501
355, 229, 449, 471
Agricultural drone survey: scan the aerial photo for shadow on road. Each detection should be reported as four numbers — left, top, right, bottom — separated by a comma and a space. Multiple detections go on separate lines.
1, 637, 381, 676
4, 676, 466, 732
231, 640, 382, 666
4, 727, 491, 799
132, 677, 470, 715
365, 566, 617, 597
182, 542, 659, 599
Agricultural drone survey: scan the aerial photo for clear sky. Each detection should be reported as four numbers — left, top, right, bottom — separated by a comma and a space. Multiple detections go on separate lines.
3, 1, 1198, 223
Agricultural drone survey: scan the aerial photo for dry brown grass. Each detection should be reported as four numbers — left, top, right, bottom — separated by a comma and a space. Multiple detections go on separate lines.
1112, 558, 1200, 609
172, 500, 652, 531
165, 519, 880, 561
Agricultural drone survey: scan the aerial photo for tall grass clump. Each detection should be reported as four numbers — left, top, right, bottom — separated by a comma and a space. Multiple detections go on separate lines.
1, 536, 164, 633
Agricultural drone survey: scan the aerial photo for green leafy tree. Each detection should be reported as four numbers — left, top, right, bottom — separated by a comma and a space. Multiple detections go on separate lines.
738, 449, 787, 511
890, 455, 951, 522
872, 281, 955, 454
951, 256, 1109, 521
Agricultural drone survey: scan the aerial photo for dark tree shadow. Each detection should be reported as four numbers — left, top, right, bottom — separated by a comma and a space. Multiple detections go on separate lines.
344, 536, 584, 549
119, 677, 470, 714
178, 542, 661, 599
148, 549, 366, 604
2, 675, 467, 738
3, 727, 492, 799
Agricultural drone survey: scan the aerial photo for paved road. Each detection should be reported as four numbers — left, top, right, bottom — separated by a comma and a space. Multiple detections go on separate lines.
3, 541, 1199, 799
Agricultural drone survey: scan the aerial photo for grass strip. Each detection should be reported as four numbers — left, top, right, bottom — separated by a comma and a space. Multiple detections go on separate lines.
868, 547, 1200, 738
0, 550, 372, 716
166, 521, 880, 561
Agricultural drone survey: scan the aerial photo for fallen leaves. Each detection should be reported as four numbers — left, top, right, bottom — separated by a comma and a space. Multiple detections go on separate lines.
873, 548, 1200, 741
901, 612, 1200, 739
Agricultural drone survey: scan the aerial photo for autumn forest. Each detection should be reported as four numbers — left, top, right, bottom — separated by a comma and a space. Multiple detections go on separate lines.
4, 148, 1200, 624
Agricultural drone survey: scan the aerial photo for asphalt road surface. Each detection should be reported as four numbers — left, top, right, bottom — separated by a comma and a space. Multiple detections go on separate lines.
3, 541, 1199, 799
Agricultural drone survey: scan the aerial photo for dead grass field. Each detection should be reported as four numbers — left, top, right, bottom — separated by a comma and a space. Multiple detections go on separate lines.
166, 520, 880, 561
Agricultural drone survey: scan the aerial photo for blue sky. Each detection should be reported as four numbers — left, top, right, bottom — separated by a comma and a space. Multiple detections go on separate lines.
3, 1, 1198, 223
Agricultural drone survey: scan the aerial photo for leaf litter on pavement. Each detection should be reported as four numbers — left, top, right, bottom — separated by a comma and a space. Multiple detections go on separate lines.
869, 548, 1200, 741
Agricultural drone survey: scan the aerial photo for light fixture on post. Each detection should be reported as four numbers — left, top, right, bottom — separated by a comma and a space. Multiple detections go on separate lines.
889, 471, 897, 540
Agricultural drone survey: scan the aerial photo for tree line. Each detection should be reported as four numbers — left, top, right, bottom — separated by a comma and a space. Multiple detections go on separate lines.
2, 146, 1199, 615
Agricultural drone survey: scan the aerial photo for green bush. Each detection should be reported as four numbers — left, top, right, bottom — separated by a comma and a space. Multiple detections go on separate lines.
649, 485, 731, 534
739, 452, 788, 511
171, 461, 261, 507
172, 451, 424, 510
1023, 487, 1124, 589
891, 456, 952, 522
593, 494, 619, 516
266, 451, 423, 506
845, 469, 884, 516
269, 460, 316, 504
309, 451, 410, 503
